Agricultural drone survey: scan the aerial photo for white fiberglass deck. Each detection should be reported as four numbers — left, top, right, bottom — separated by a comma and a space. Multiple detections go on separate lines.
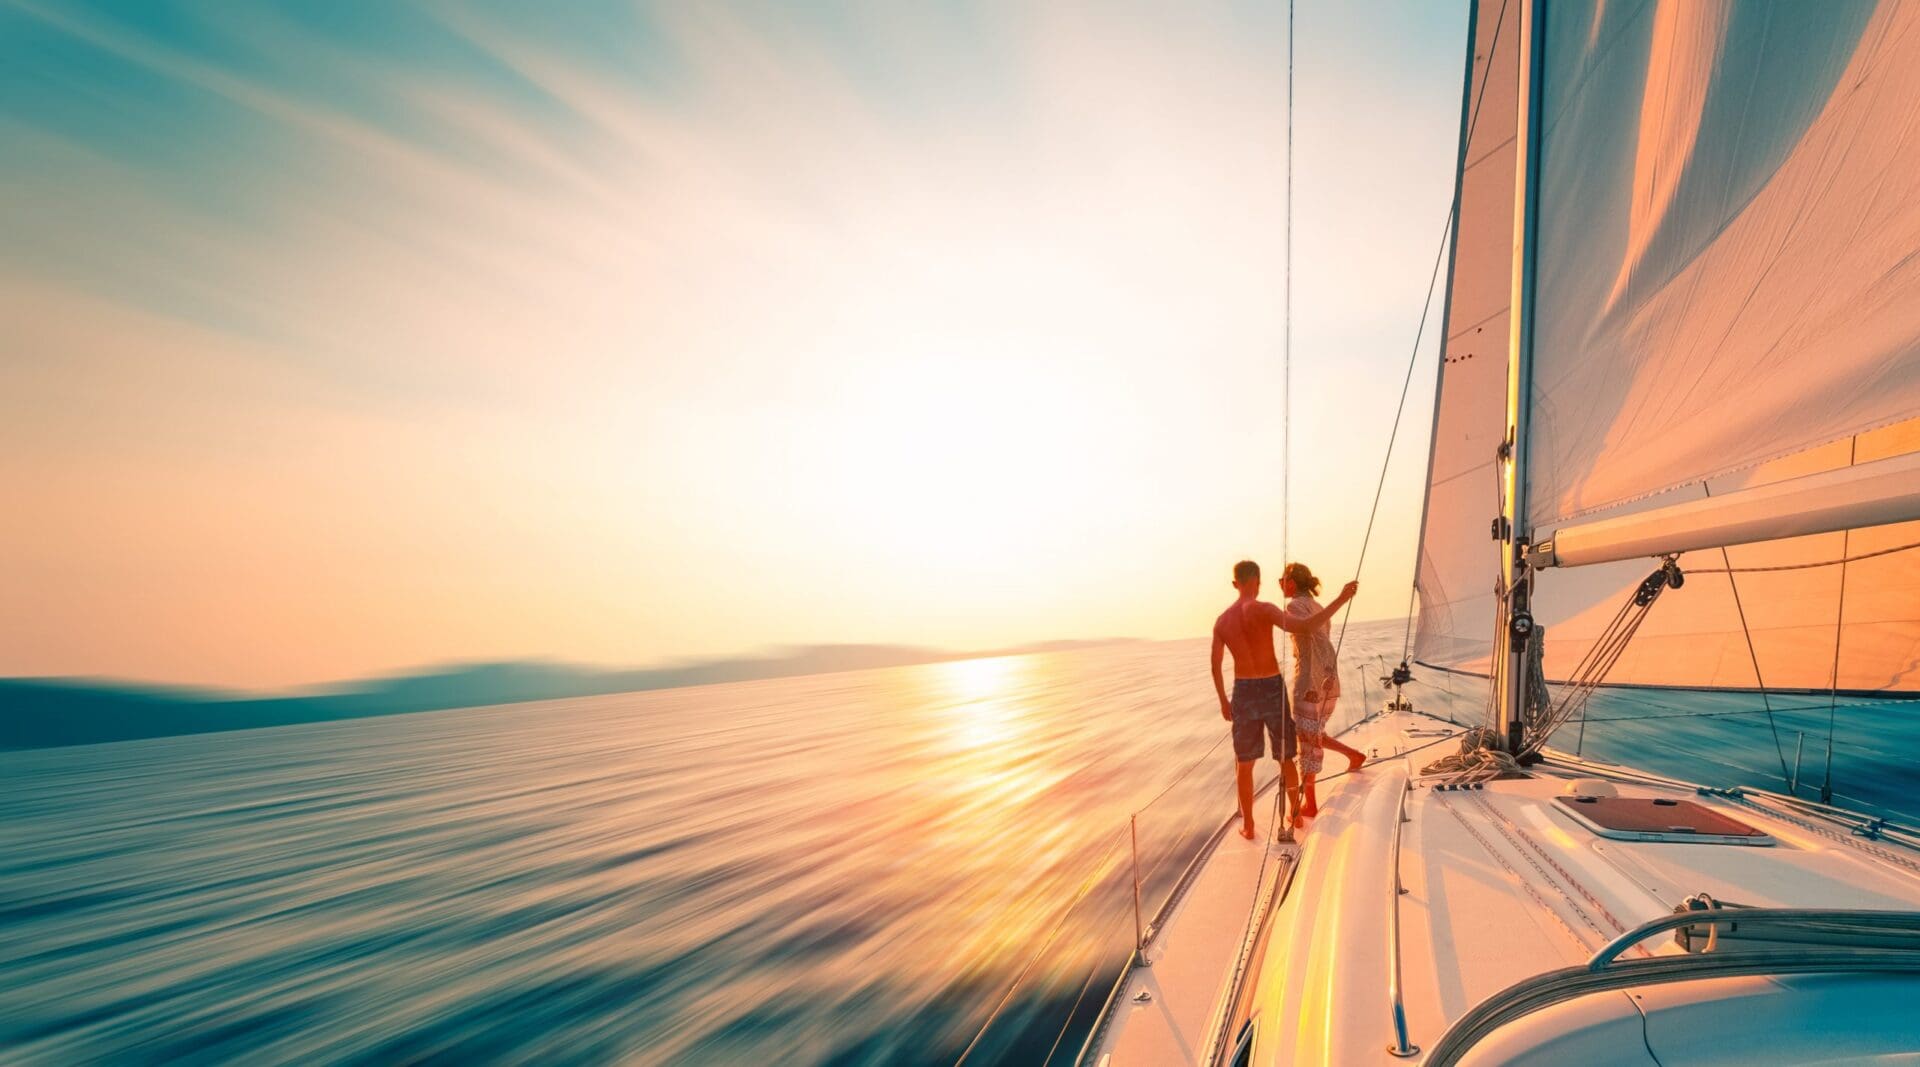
1083, 706, 1920, 1066
1083, 709, 1465, 1066
1079, 820, 1286, 1067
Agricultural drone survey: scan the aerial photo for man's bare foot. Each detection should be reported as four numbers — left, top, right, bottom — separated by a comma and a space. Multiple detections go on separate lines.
1347, 751, 1367, 772
1239, 819, 1257, 840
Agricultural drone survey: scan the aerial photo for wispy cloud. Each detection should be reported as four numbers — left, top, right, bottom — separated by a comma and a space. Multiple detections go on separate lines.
3, 0, 1467, 686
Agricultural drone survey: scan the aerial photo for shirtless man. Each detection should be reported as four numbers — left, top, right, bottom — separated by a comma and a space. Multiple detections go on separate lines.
1211, 560, 1357, 839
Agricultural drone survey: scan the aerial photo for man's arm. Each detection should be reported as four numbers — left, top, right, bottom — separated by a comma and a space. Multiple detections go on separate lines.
1210, 631, 1231, 720
1275, 581, 1360, 632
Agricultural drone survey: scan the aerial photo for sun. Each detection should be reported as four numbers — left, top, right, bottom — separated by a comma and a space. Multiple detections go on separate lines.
941, 655, 1020, 702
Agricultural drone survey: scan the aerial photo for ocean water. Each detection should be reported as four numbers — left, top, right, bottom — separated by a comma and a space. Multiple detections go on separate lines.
4, 620, 1916, 1066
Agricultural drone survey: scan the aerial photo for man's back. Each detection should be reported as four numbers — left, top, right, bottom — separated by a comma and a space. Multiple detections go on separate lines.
1214, 597, 1282, 679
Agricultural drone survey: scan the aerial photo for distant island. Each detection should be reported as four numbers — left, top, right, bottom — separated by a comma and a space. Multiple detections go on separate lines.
0, 639, 1140, 750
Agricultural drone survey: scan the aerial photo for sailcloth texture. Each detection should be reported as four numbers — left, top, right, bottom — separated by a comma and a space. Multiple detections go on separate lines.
1411, 0, 1521, 675
1415, 0, 1920, 693
1527, 0, 1920, 528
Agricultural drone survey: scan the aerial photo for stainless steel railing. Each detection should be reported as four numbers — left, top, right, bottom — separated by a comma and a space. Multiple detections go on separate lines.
1424, 907, 1920, 1067
1588, 906, 1920, 969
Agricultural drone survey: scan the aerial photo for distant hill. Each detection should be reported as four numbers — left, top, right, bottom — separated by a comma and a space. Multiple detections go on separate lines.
0, 639, 1136, 750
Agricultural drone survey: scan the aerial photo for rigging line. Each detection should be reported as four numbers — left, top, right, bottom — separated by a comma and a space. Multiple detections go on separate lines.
1686, 537, 1920, 574
1823, 440, 1858, 804
952, 824, 1129, 1067
1335, 207, 1454, 661
1578, 700, 1906, 723
1545, 604, 1653, 751
1401, 0, 1512, 667
1703, 479, 1793, 787
1240, 1, 1300, 941
1401, 582, 1420, 661
1274, 0, 1294, 818
1534, 563, 1678, 755
1132, 728, 1230, 817
1267, 0, 1305, 916
1280, 0, 1293, 611
1437, 793, 1601, 952
1576, 692, 1913, 719
1360, 0, 1517, 664
1144, 756, 1267, 890
1720, 546, 1794, 787
1551, 574, 1646, 734
1038, 946, 1108, 1067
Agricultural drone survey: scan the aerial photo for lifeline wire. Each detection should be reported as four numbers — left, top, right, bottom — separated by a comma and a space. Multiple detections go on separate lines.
952, 824, 1129, 1066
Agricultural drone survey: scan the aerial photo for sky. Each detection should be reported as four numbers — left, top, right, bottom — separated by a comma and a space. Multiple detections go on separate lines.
2, 0, 1470, 690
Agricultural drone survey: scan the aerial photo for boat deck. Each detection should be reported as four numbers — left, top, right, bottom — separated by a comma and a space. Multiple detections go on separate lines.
1083, 708, 1464, 1065
1082, 705, 1920, 1066
1079, 817, 1286, 1067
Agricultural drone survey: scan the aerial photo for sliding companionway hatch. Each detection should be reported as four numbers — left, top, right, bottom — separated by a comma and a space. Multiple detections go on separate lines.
1553, 795, 1774, 846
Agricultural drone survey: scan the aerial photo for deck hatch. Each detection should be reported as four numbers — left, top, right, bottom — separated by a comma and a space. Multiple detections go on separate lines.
1552, 796, 1773, 845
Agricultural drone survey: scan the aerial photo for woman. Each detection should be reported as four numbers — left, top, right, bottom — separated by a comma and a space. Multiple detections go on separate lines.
1281, 562, 1366, 821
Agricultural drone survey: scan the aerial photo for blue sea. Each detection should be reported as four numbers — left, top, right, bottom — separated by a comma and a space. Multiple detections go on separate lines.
4, 620, 1915, 1065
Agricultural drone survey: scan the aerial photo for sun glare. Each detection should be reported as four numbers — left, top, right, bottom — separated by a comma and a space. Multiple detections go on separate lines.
941, 655, 1021, 702
937, 655, 1029, 752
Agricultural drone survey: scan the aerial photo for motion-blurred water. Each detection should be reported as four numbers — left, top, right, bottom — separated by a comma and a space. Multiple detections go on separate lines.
4, 620, 1916, 1065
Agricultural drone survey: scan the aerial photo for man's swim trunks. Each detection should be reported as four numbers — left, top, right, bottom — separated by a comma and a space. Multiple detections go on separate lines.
1230, 675, 1295, 762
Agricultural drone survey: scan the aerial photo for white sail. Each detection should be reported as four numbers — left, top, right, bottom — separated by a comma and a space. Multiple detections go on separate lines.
1416, 0, 1920, 693
1525, 0, 1920, 532
1537, 418, 1920, 692
1520, 1, 1920, 693
1410, 0, 1522, 673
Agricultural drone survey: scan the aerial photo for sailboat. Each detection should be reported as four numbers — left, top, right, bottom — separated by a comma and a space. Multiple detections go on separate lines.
1078, 1, 1920, 1063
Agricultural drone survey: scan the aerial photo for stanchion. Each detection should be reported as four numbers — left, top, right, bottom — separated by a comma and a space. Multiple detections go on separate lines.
1130, 814, 1151, 966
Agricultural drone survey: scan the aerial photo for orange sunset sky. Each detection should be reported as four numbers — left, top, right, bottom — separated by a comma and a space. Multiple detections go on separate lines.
3, 1, 1468, 690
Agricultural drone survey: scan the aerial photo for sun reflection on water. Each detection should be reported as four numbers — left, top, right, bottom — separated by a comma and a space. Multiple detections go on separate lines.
938, 655, 1028, 752
0, 625, 1460, 1064
940, 655, 1022, 702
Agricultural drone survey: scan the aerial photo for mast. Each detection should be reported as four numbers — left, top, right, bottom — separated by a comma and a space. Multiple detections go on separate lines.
1495, 0, 1545, 754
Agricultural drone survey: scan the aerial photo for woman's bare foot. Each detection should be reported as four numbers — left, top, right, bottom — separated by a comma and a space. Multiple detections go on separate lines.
1291, 810, 1307, 830
1347, 751, 1367, 772
1301, 796, 1318, 818
1239, 819, 1257, 840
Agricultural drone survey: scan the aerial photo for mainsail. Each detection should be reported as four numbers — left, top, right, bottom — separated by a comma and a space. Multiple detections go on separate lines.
1415, 0, 1920, 695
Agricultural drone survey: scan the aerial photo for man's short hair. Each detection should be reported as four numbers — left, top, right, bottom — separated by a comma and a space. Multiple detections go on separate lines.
1233, 560, 1260, 583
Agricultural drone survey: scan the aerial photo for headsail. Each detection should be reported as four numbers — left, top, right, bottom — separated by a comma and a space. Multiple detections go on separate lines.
1410, 0, 1523, 676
